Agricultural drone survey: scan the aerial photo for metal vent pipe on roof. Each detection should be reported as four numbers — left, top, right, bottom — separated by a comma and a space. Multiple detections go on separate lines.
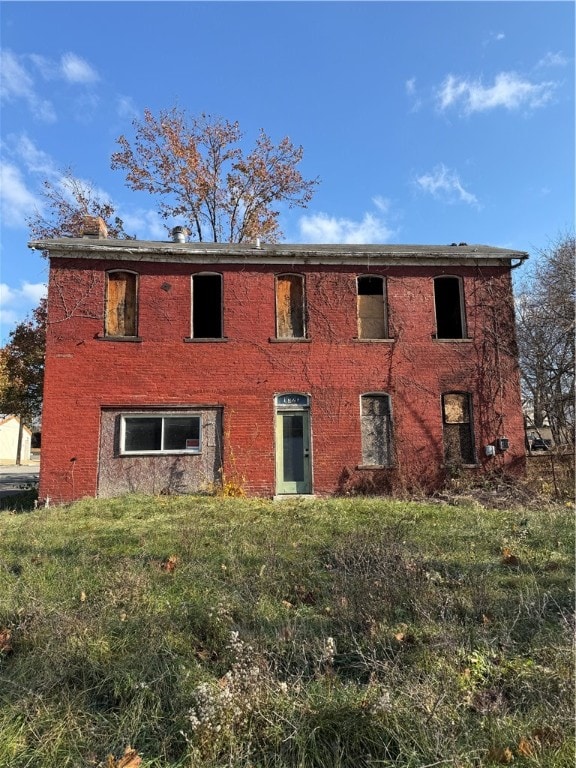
171, 226, 189, 243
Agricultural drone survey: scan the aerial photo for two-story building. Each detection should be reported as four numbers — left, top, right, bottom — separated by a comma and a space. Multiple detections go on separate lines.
31, 217, 527, 502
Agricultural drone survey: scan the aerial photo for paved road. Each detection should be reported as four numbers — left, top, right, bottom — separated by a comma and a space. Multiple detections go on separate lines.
0, 464, 40, 498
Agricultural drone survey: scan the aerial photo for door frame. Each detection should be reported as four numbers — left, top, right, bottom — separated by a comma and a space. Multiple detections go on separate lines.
274, 393, 312, 495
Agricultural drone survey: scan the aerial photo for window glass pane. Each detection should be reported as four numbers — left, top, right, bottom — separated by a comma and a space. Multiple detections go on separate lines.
164, 417, 200, 451
124, 418, 161, 452
282, 413, 304, 481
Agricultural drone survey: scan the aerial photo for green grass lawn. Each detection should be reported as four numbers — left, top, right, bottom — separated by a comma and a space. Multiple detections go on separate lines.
0, 494, 573, 767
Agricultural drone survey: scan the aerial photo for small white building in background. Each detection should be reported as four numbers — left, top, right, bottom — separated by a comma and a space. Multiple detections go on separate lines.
0, 415, 32, 465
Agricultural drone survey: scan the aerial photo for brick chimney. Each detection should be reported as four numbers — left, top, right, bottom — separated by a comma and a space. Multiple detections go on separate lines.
82, 216, 108, 239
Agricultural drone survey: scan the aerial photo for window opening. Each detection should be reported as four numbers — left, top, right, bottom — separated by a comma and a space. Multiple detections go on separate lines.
105, 271, 137, 337
434, 276, 465, 339
121, 414, 201, 454
357, 276, 387, 338
360, 394, 392, 466
442, 393, 475, 464
276, 275, 305, 338
192, 274, 222, 338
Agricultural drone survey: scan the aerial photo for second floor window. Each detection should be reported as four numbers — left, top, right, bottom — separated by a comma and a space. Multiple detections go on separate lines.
434, 276, 466, 339
192, 273, 223, 338
276, 274, 306, 338
105, 271, 138, 337
357, 275, 388, 339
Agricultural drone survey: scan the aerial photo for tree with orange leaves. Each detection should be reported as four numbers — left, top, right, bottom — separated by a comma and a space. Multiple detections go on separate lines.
111, 109, 318, 243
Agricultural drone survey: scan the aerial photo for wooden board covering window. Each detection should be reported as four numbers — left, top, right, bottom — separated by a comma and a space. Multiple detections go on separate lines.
276, 275, 304, 338
361, 395, 391, 466
106, 272, 137, 336
357, 294, 386, 338
443, 393, 469, 423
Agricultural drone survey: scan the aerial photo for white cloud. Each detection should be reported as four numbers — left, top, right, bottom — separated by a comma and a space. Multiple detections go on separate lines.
120, 209, 167, 240
11, 134, 56, 176
436, 71, 557, 114
0, 282, 47, 337
298, 211, 394, 244
415, 164, 478, 207
0, 50, 34, 100
60, 53, 99, 83
405, 78, 416, 95
0, 162, 41, 227
483, 31, 505, 46
0, 50, 56, 122
372, 196, 391, 214
536, 51, 569, 69
116, 95, 139, 120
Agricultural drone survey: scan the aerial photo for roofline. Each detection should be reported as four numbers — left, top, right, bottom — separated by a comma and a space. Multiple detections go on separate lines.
28, 238, 529, 267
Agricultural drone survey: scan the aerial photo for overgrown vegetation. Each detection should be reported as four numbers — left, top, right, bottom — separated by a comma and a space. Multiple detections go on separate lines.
0, 494, 573, 767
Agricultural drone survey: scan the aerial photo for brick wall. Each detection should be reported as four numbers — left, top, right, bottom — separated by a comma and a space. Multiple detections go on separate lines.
40, 258, 526, 501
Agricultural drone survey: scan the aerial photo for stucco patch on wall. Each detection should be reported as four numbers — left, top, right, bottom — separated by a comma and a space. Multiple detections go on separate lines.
97, 407, 223, 497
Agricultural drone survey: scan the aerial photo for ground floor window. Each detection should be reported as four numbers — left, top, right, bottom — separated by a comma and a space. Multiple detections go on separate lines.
120, 414, 201, 455
360, 394, 392, 466
442, 393, 475, 464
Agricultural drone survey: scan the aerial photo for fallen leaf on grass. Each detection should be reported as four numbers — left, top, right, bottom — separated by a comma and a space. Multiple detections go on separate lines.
487, 746, 514, 764
105, 746, 142, 767
160, 555, 178, 572
517, 738, 535, 757
80, 591, 87, 602
0, 629, 13, 654
501, 547, 521, 566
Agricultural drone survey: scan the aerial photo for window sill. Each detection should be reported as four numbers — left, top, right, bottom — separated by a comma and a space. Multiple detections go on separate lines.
356, 464, 394, 470
119, 451, 202, 457
96, 335, 143, 342
269, 337, 311, 343
352, 337, 395, 343
432, 337, 473, 343
183, 337, 229, 343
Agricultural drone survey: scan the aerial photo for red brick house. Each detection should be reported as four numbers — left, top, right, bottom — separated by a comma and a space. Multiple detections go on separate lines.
31, 219, 527, 502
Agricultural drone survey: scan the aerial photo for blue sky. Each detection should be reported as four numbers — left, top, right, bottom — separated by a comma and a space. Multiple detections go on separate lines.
1, 1, 574, 343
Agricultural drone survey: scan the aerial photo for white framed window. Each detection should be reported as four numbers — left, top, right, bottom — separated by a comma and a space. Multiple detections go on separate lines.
360, 393, 393, 466
120, 414, 201, 455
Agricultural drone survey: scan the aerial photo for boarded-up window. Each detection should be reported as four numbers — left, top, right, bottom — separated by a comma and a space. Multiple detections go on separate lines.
192, 274, 223, 338
357, 276, 387, 338
434, 276, 466, 339
361, 394, 392, 466
276, 275, 305, 338
442, 393, 475, 464
105, 271, 137, 337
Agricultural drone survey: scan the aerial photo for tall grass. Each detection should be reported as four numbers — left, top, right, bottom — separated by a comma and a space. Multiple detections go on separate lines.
0, 494, 573, 766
